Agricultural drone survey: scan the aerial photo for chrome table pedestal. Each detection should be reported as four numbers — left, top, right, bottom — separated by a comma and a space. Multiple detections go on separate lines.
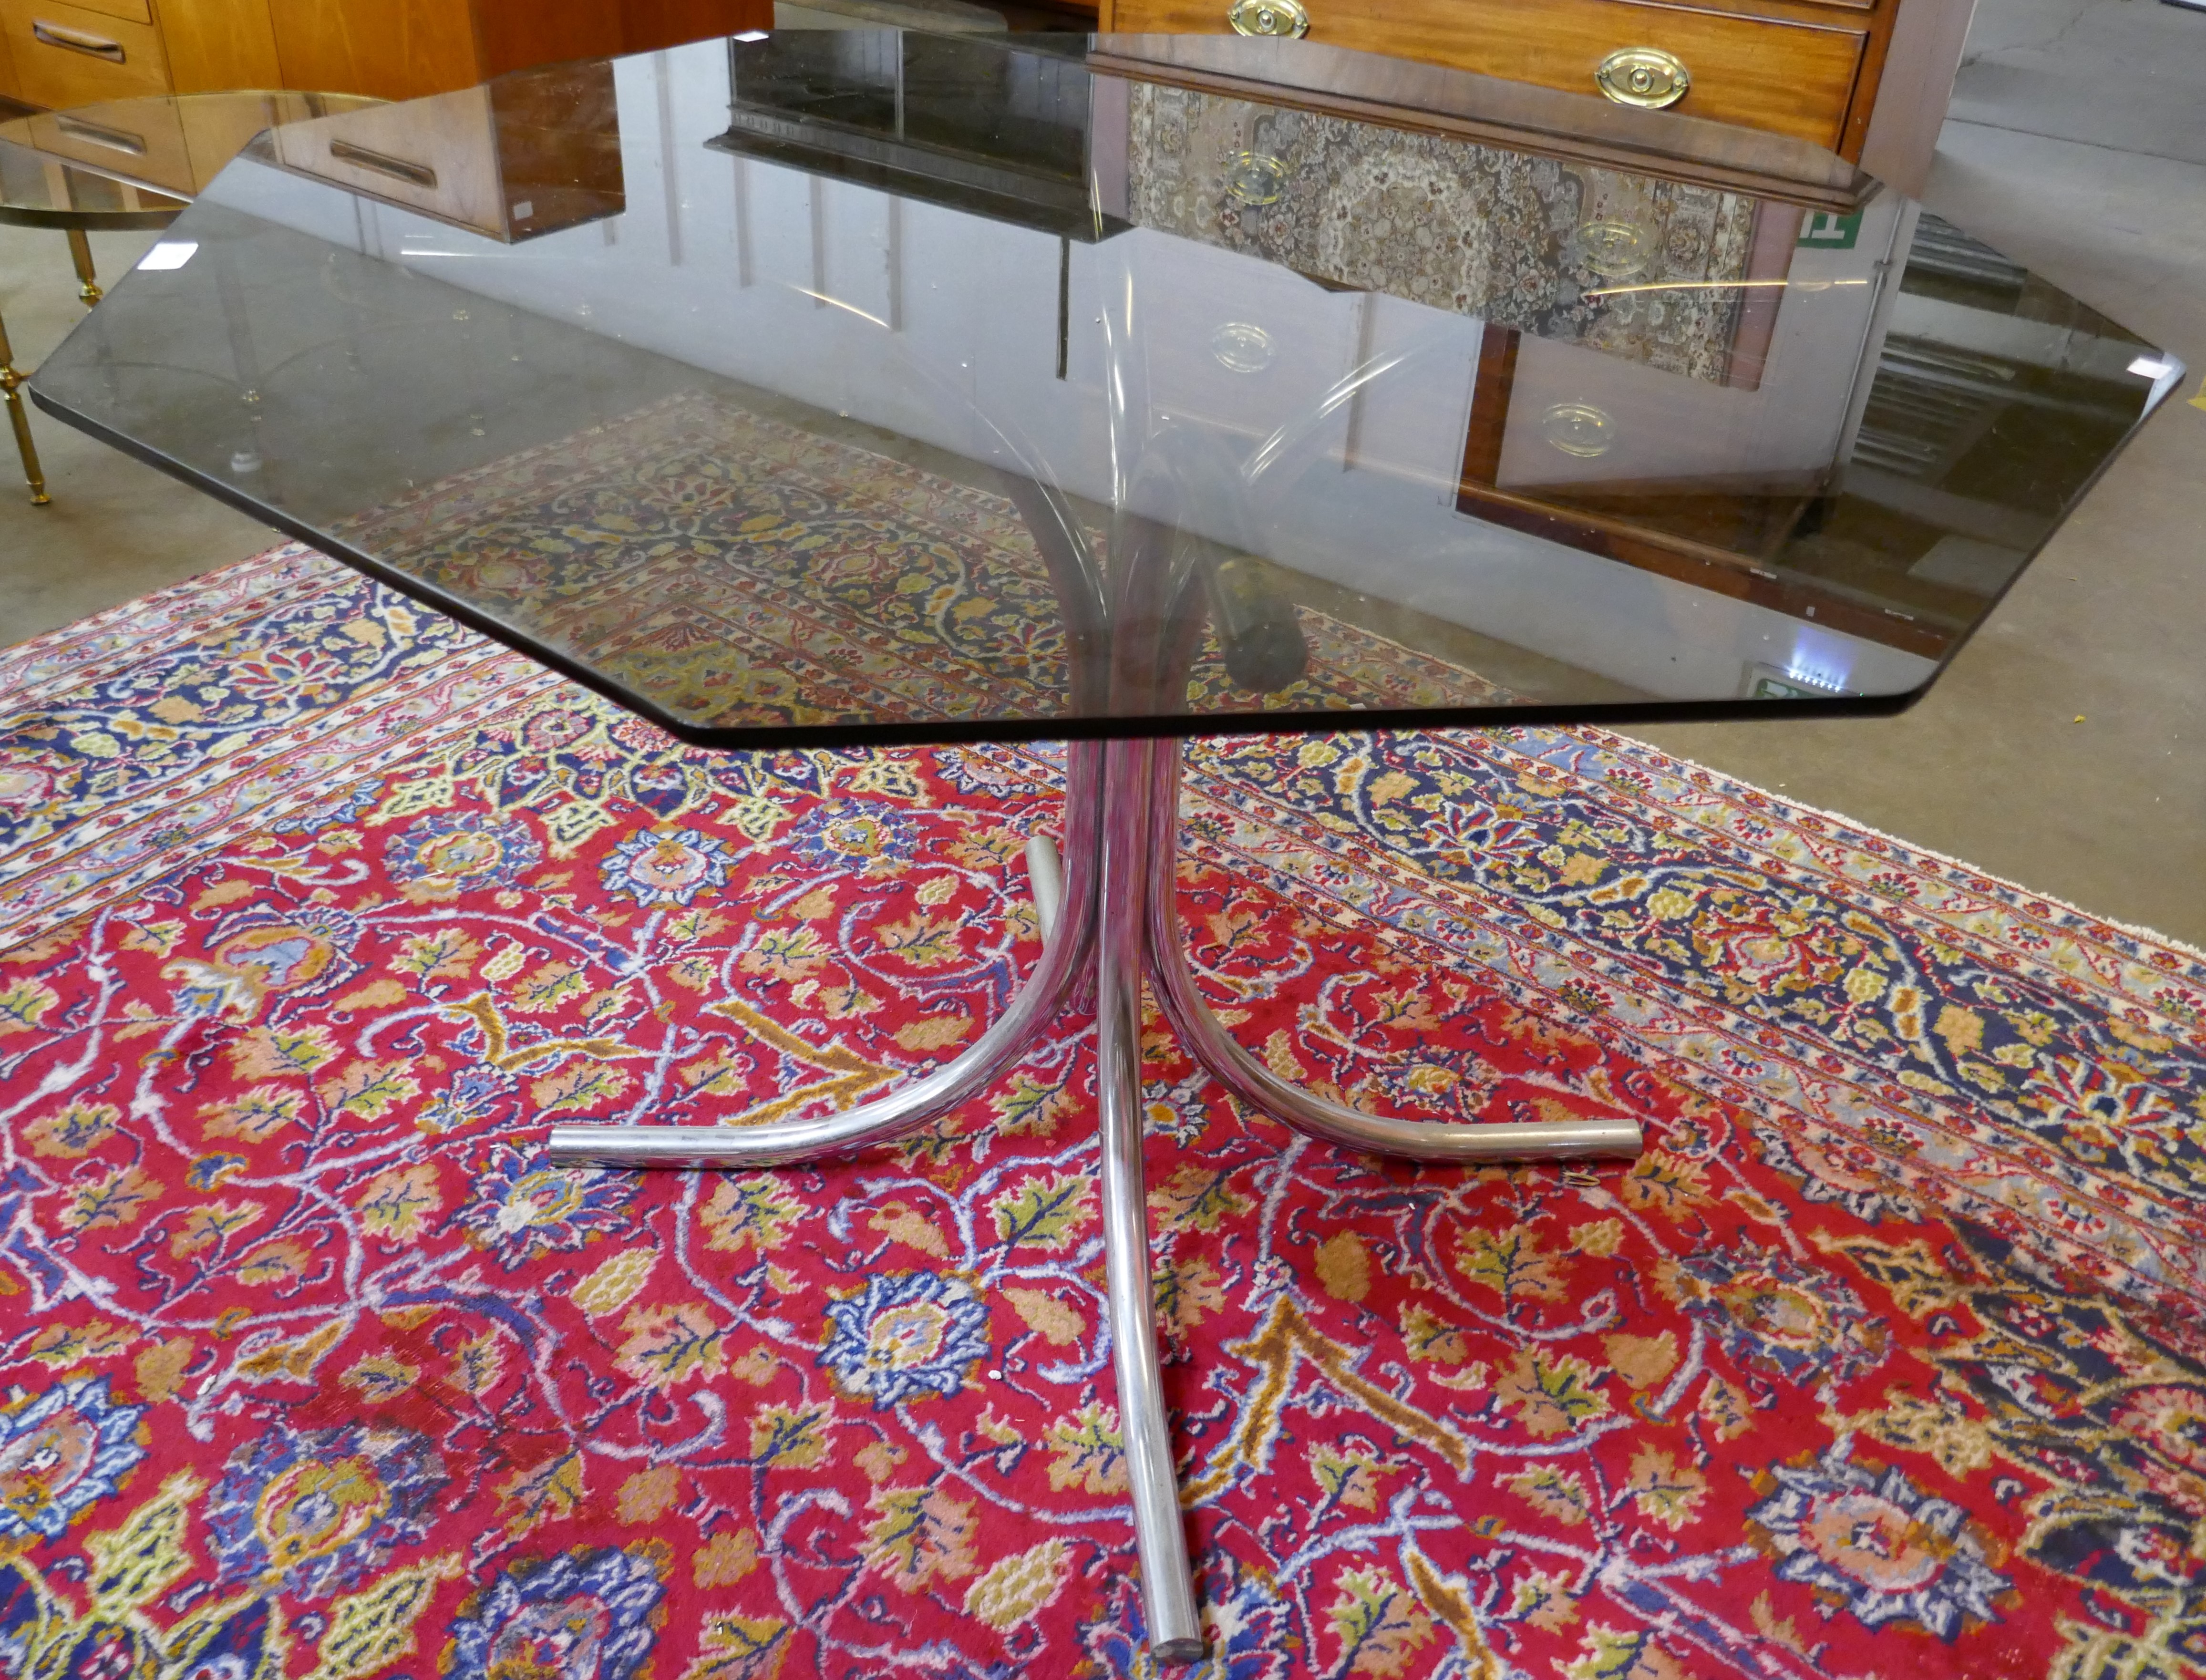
547, 731, 1643, 1663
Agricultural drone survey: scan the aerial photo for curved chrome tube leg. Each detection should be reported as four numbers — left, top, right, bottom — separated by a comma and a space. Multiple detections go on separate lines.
547, 739, 1106, 1169
1026, 833, 1064, 941
1144, 741, 1642, 1165
1099, 737, 1205, 1663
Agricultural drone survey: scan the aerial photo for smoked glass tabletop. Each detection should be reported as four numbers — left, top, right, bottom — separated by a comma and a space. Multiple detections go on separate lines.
0, 135, 183, 231
26, 33, 2183, 746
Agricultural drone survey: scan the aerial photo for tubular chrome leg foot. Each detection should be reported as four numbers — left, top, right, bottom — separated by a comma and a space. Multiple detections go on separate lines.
1143, 740, 1643, 1165
547, 740, 1106, 1169
1026, 833, 1064, 941
1099, 737, 1204, 1662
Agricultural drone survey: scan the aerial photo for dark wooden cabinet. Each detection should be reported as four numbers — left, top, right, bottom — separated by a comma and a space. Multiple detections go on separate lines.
1101, 0, 1974, 192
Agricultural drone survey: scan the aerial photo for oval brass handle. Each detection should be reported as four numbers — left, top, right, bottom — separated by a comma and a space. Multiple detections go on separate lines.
1594, 47, 1690, 109
1226, 150, 1289, 205
1211, 320, 1276, 373
1542, 402, 1617, 458
31, 21, 125, 62
1227, 0, 1309, 37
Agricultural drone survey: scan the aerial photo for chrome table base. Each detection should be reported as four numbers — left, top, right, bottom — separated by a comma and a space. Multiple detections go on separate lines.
548, 735, 1643, 1661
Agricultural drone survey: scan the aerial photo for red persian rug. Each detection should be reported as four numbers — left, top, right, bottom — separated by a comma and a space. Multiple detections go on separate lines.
0, 543, 2201, 1680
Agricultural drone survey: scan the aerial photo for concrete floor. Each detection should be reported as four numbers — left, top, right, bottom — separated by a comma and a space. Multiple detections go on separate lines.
3, 0, 2203, 944
1635, 0, 2206, 948
1947, 0, 2206, 164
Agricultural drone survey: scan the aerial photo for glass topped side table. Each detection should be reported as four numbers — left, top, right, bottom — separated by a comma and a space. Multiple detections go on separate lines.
0, 137, 179, 503
0, 90, 378, 503
27, 34, 2182, 1660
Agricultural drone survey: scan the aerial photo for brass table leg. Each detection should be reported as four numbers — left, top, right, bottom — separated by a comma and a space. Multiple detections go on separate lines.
0, 305, 50, 506
64, 228, 101, 308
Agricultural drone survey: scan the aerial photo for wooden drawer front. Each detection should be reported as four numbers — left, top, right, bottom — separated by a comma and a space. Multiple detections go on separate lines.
157, 0, 283, 93
266, 0, 481, 104
0, 0, 167, 105
1110, 0, 1867, 151
18, 99, 191, 192
270, 90, 505, 237
61, 0, 149, 26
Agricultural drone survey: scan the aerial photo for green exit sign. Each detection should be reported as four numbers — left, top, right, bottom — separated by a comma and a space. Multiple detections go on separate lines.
1797, 211, 1863, 249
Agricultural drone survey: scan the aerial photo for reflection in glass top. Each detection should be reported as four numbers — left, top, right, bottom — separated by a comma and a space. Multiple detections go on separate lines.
0, 136, 185, 229
27, 32, 2181, 746
0, 92, 383, 215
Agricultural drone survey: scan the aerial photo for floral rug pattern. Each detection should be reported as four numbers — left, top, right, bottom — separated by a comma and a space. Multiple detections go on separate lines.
332, 393, 1502, 738
0, 544, 2202, 1680
1124, 83, 1760, 384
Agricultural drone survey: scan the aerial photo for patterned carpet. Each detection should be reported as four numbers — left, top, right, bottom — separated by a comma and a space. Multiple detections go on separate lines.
0, 540, 2203, 1680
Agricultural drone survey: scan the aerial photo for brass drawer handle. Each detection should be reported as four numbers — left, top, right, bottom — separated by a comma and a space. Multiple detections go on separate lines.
328, 138, 439, 189
1543, 402, 1617, 458
1595, 47, 1690, 110
1226, 150, 1289, 205
31, 21, 125, 62
1211, 320, 1275, 373
1227, 0, 1308, 37
55, 113, 147, 155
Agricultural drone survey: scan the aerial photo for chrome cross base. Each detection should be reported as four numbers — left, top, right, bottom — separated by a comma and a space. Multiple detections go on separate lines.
548, 733, 1642, 1662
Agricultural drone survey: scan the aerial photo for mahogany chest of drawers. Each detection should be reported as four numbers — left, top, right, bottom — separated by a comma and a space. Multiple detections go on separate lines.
1098, 0, 1974, 191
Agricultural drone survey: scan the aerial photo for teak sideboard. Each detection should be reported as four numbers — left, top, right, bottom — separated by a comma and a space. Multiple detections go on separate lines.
0, 0, 769, 108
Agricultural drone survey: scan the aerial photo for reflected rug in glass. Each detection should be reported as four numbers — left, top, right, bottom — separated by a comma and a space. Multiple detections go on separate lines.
0, 544, 2201, 1679
334, 390, 1503, 734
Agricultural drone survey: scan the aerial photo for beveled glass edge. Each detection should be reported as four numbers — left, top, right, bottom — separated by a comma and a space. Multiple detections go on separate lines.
0, 139, 186, 229
1836, 341, 2185, 724
30, 383, 1932, 749
0, 201, 184, 232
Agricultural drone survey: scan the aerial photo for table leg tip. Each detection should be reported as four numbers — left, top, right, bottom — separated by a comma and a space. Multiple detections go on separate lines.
1152, 1638, 1206, 1665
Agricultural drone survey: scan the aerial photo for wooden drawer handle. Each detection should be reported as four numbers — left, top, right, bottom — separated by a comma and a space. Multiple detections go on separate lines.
31, 21, 125, 62
1594, 47, 1691, 109
328, 138, 439, 189
1227, 0, 1308, 37
55, 113, 148, 155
